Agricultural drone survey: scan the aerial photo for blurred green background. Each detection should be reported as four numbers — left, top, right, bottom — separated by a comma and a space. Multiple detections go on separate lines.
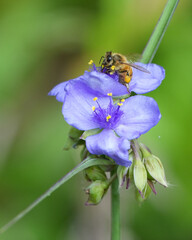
0, 0, 191, 239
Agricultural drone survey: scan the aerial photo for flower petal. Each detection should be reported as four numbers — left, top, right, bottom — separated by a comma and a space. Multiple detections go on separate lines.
86, 129, 131, 167
48, 76, 85, 102
83, 71, 127, 96
115, 95, 161, 139
48, 82, 68, 102
129, 63, 165, 94
62, 80, 111, 130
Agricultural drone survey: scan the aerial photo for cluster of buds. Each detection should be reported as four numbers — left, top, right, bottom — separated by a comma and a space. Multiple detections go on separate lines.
120, 140, 168, 201
64, 126, 167, 204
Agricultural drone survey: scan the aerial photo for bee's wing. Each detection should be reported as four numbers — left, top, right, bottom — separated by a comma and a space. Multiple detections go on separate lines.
126, 53, 142, 63
123, 62, 151, 74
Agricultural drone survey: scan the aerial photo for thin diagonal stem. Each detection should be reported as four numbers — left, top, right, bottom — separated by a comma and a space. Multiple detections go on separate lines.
142, 0, 180, 63
0, 158, 113, 234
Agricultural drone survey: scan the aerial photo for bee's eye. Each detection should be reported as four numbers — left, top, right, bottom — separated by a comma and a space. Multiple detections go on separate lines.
107, 55, 112, 62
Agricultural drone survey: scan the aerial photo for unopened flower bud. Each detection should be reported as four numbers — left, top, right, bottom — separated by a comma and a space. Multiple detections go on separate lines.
85, 180, 109, 205
133, 159, 147, 192
145, 155, 168, 187
117, 165, 129, 187
140, 144, 168, 187
135, 182, 152, 202
84, 166, 107, 182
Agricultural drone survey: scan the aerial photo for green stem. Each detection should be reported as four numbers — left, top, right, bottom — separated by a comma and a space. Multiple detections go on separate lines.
141, 0, 179, 63
111, 168, 120, 240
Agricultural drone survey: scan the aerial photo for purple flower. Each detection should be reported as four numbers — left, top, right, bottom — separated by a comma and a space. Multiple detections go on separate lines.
48, 63, 165, 101
62, 80, 161, 166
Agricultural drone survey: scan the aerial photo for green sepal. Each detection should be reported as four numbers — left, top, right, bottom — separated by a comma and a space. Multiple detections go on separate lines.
81, 128, 102, 140
63, 127, 84, 150
84, 166, 107, 182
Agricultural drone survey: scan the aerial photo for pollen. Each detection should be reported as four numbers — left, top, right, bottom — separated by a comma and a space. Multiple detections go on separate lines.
88, 59, 94, 65
117, 103, 123, 106
121, 99, 125, 102
106, 115, 111, 122
92, 106, 96, 111
93, 97, 98, 101
107, 93, 113, 96
111, 65, 115, 71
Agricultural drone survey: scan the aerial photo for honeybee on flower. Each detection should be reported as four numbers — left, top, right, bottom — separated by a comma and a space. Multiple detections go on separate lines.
100, 51, 150, 92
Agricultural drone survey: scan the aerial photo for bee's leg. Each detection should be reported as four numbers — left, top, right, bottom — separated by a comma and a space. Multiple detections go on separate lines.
125, 83, 130, 94
118, 72, 126, 85
118, 72, 131, 94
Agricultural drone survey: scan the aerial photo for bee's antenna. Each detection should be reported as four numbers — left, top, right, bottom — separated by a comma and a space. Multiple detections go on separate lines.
99, 56, 104, 65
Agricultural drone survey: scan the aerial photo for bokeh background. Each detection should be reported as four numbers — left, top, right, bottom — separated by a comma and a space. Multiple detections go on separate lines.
0, 0, 192, 239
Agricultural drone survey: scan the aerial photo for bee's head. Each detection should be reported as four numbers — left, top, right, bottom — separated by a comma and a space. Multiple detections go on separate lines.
104, 51, 113, 66
100, 51, 113, 67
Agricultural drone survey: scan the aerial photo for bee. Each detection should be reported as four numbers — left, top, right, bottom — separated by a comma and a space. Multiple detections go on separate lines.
100, 51, 150, 92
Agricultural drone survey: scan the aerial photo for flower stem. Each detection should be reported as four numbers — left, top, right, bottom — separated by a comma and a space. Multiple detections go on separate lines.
141, 0, 180, 64
111, 167, 120, 240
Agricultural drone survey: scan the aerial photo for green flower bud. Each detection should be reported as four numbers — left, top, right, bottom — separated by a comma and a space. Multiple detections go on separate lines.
127, 152, 134, 184
135, 182, 152, 202
85, 180, 109, 205
84, 166, 107, 182
117, 165, 129, 187
133, 159, 147, 192
140, 144, 168, 187
145, 155, 168, 187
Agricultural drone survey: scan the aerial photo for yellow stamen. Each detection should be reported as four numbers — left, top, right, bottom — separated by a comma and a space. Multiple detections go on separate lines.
88, 59, 93, 65
102, 65, 104, 68
93, 97, 98, 101
117, 103, 123, 106
121, 99, 125, 102
92, 106, 96, 111
111, 65, 115, 71
107, 93, 113, 96
106, 115, 111, 122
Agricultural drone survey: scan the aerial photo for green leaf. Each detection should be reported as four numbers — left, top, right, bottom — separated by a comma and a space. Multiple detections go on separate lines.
63, 127, 84, 150
0, 156, 115, 234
